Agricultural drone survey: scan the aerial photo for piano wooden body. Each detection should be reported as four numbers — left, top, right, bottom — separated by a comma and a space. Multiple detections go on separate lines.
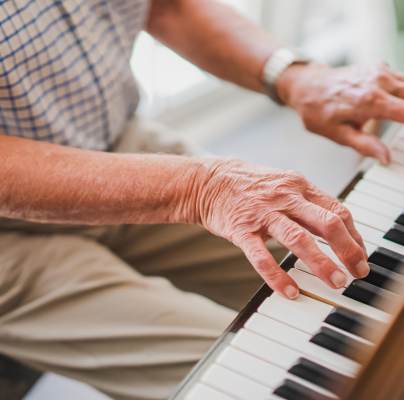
170, 123, 404, 400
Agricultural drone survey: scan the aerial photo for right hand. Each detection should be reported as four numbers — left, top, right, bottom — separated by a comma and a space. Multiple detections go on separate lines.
194, 159, 369, 299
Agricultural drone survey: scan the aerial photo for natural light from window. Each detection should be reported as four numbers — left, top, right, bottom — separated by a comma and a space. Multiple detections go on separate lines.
131, 0, 352, 115
131, 0, 263, 114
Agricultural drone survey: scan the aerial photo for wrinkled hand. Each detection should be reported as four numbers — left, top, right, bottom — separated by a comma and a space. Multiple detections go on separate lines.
197, 160, 369, 299
277, 63, 404, 164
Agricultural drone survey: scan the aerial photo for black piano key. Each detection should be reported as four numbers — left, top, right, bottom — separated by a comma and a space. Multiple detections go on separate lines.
310, 327, 370, 362
289, 357, 352, 396
324, 307, 374, 340
368, 247, 404, 273
362, 262, 396, 288
274, 379, 334, 400
365, 263, 404, 294
343, 280, 380, 305
343, 279, 397, 306
395, 212, 404, 226
384, 227, 404, 246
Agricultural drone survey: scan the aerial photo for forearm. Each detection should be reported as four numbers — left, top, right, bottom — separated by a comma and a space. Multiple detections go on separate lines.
0, 135, 205, 225
147, 0, 277, 93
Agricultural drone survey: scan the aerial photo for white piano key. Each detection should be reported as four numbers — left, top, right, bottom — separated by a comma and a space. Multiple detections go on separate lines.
217, 347, 338, 399
201, 364, 273, 400
354, 179, 404, 208
258, 293, 332, 334
388, 162, 404, 176
245, 313, 360, 376
345, 203, 393, 232
345, 191, 402, 219
246, 313, 309, 348
217, 347, 286, 389
257, 291, 373, 347
393, 134, 404, 152
365, 165, 404, 194
391, 149, 404, 166
288, 268, 390, 323
232, 329, 299, 369
231, 328, 353, 377
392, 124, 404, 138
185, 383, 236, 400
355, 222, 404, 256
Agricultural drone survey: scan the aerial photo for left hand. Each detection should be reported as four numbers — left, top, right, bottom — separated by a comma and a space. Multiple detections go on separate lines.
277, 62, 404, 164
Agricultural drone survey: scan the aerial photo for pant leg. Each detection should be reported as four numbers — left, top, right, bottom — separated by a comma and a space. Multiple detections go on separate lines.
0, 232, 235, 400
99, 223, 287, 311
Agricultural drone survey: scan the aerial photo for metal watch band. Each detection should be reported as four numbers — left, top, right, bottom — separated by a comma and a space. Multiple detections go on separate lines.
262, 48, 310, 105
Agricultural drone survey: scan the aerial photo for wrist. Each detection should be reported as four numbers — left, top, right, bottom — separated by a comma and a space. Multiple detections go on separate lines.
276, 62, 328, 107
276, 63, 309, 106
174, 157, 222, 225
183, 157, 240, 228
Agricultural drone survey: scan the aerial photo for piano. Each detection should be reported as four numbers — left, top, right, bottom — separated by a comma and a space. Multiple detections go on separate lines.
170, 122, 404, 400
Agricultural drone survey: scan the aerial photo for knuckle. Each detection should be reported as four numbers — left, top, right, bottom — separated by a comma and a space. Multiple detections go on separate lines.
377, 72, 390, 87
361, 87, 384, 107
266, 211, 283, 225
250, 251, 269, 271
375, 64, 392, 82
309, 251, 327, 269
283, 226, 308, 247
283, 169, 306, 185
329, 199, 346, 215
312, 257, 334, 279
376, 67, 390, 83
263, 266, 285, 282
269, 180, 294, 197
336, 205, 352, 223
302, 115, 314, 130
324, 213, 343, 234
339, 243, 363, 264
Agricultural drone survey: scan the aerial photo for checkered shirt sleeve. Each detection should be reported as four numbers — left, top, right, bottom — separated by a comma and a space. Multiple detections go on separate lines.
0, 0, 148, 150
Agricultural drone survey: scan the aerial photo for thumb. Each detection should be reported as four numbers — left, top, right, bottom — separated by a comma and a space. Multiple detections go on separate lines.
336, 125, 391, 165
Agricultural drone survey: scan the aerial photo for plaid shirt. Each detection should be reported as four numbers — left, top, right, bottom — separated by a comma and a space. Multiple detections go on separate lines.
0, 0, 148, 150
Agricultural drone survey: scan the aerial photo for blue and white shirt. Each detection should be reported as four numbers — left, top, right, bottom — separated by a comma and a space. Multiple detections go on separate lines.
0, 0, 149, 150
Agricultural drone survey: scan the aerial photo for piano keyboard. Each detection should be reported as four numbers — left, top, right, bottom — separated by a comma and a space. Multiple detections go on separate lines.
170, 123, 404, 400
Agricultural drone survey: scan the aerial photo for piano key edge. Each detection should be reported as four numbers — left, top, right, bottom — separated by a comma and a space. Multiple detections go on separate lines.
168, 253, 298, 400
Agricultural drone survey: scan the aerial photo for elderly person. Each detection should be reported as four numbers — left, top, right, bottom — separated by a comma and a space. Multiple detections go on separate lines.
0, 1, 403, 399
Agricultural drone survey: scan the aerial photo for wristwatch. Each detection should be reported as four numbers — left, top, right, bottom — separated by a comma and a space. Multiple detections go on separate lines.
262, 48, 311, 105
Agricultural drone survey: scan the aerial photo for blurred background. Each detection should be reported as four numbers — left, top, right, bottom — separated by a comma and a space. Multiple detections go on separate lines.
128, 0, 402, 196
7, 0, 402, 399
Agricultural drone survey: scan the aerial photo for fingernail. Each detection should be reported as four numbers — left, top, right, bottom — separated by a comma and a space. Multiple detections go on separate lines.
355, 260, 370, 278
284, 285, 299, 299
362, 245, 368, 258
378, 151, 390, 165
330, 270, 347, 288
380, 154, 389, 165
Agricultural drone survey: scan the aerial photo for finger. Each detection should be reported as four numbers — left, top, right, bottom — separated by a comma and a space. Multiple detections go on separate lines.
335, 125, 391, 165
392, 70, 404, 82
389, 79, 404, 99
237, 233, 299, 299
267, 213, 348, 288
304, 184, 367, 254
372, 93, 404, 124
287, 199, 368, 278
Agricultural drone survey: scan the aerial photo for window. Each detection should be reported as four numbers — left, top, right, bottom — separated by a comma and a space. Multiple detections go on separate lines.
131, 0, 360, 116
131, 0, 263, 116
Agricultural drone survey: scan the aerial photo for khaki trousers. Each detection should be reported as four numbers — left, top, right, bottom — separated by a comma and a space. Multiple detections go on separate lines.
0, 119, 286, 400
